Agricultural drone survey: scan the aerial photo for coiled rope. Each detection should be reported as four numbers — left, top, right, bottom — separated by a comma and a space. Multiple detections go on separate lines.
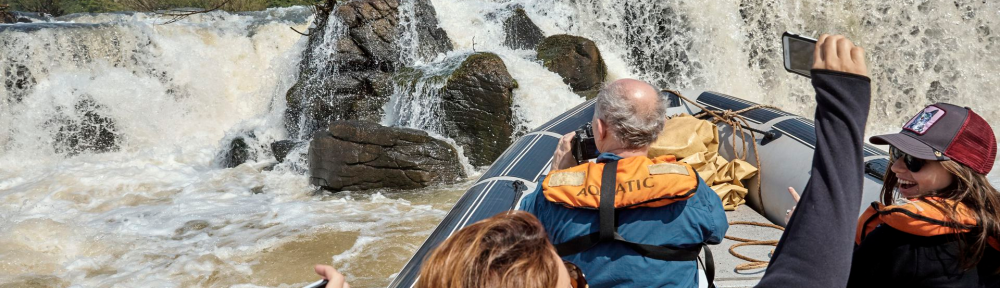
724, 221, 785, 270
662, 90, 787, 271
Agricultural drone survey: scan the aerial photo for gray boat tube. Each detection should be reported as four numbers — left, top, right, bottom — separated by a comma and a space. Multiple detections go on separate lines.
385, 90, 888, 288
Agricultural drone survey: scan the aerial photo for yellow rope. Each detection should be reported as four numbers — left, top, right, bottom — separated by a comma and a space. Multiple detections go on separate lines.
662, 90, 787, 271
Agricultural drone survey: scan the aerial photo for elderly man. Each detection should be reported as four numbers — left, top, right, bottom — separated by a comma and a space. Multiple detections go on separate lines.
520, 78, 729, 288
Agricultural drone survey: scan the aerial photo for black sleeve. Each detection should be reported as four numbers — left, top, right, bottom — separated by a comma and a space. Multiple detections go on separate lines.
755, 69, 872, 288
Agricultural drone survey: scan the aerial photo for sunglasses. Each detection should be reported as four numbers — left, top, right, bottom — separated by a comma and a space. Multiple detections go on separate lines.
889, 146, 926, 173
564, 261, 589, 288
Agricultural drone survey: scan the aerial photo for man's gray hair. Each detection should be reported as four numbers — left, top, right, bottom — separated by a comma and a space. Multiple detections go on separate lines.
594, 81, 666, 149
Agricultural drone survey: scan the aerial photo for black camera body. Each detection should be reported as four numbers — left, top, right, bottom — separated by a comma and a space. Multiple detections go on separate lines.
571, 122, 600, 164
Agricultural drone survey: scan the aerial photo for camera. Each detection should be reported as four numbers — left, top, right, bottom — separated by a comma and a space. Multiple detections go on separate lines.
571, 122, 600, 164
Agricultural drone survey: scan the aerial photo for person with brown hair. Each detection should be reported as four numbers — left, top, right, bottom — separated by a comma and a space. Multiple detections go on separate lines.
845, 102, 1000, 287
313, 211, 587, 288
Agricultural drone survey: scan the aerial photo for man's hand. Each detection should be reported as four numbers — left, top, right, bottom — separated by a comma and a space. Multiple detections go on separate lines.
551, 132, 578, 171
314, 265, 350, 288
813, 34, 868, 77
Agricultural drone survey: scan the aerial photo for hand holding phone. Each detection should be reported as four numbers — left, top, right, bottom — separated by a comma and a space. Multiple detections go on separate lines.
813, 34, 868, 77
782, 32, 817, 78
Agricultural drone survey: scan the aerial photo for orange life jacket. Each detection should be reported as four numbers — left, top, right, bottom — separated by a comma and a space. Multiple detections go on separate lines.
542, 155, 699, 209
856, 198, 999, 251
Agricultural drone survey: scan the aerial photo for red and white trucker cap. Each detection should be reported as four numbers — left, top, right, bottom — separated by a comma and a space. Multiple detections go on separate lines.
870, 103, 997, 174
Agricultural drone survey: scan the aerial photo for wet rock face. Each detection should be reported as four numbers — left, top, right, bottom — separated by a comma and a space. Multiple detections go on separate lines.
536, 34, 608, 92
271, 140, 301, 163
503, 8, 545, 50
0, 6, 14, 24
50, 98, 119, 155
439, 52, 516, 166
220, 137, 251, 168
4, 64, 35, 104
308, 120, 465, 192
284, 0, 453, 139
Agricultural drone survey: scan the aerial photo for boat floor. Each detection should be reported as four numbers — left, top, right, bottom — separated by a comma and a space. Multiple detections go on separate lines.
713, 207, 785, 288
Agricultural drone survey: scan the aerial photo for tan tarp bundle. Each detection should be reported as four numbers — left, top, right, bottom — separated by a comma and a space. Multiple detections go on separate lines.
649, 114, 758, 211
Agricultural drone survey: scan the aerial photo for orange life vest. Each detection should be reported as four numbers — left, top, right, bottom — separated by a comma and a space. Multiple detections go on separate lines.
856, 198, 999, 251
542, 155, 699, 209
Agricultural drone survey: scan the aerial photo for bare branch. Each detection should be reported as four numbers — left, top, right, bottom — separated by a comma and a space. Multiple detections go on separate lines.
158, 0, 234, 25
290, 26, 312, 36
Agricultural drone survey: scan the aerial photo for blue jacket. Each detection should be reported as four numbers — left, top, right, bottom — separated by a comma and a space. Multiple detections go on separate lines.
520, 153, 729, 287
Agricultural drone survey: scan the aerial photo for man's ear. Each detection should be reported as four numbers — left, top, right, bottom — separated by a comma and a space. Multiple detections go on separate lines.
595, 118, 608, 141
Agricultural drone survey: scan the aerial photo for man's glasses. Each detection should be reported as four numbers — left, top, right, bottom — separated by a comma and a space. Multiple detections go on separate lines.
890, 146, 926, 173
564, 261, 588, 288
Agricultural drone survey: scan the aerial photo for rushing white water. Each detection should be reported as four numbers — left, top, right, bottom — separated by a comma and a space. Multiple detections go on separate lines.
1, 1, 1000, 288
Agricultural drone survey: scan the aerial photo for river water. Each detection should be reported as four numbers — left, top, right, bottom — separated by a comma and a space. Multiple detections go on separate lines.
0, 1, 998, 287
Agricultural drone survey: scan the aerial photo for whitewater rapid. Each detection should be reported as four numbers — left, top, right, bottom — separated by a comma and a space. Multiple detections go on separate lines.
1, 1, 999, 287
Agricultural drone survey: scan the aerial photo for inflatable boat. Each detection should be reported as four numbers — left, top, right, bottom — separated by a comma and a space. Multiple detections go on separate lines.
386, 90, 890, 288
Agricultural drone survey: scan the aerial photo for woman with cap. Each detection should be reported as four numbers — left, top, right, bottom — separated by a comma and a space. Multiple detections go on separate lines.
846, 103, 1000, 287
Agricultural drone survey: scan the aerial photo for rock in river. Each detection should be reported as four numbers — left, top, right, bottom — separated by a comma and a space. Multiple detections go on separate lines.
439, 52, 517, 167
308, 120, 466, 192
536, 34, 607, 94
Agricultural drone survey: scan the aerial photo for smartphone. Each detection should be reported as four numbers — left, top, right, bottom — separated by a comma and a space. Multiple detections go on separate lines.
782, 32, 817, 78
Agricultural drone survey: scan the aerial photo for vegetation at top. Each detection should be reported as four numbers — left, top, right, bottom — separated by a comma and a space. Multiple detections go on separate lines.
2, 0, 318, 16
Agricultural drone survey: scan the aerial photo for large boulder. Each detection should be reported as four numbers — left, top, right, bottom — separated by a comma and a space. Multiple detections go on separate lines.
536, 34, 608, 93
284, 0, 453, 139
309, 120, 466, 192
502, 8, 545, 50
440, 52, 517, 166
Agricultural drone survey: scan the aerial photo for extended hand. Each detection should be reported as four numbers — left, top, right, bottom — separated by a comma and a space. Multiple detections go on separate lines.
551, 131, 578, 171
314, 265, 350, 288
813, 34, 868, 77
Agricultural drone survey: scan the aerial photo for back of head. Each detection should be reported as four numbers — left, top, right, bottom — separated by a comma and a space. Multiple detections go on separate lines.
416, 211, 559, 288
594, 79, 667, 149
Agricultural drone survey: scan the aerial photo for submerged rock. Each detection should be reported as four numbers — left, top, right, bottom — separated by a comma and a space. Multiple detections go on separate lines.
440, 52, 517, 166
308, 120, 465, 192
50, 98, 119, 155
4, 63, 35, 104
503, 8, 545, 50
271, 140, 301, 163
220, 137, 251, 168
536, 34, 608, 92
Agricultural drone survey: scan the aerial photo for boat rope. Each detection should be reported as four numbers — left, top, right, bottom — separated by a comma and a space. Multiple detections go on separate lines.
664, 89, 778, 208
663, 90, 788, 271
724, 221, 785, 271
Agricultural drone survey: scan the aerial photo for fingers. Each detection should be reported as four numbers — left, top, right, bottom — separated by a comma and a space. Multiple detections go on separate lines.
314, 265, 348, 288
811, 34, 867, 77
552, 132, 578, 171
813, 34, 829, 69
822, 34, 843, 71
851, 46, 869, 77
836, 37, 854, 65
787, 187, 800, 202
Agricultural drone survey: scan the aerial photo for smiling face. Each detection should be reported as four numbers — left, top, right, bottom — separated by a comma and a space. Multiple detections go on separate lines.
890, 157, 955, 198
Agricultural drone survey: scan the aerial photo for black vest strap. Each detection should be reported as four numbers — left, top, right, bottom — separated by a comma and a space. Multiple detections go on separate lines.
552, 159, 716, 287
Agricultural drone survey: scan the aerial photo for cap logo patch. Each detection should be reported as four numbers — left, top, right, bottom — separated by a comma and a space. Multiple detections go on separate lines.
903, 106, 946, 135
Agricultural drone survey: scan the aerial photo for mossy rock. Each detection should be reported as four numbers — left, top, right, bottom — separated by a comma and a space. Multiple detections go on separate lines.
536, 34, 608, 92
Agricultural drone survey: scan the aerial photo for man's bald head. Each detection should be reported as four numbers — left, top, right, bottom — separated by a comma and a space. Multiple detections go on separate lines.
594, 78, 666, 149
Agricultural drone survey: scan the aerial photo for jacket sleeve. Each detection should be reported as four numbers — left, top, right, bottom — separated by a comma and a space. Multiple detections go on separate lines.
694, 177, 729, 245
755, 70, 872, 288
